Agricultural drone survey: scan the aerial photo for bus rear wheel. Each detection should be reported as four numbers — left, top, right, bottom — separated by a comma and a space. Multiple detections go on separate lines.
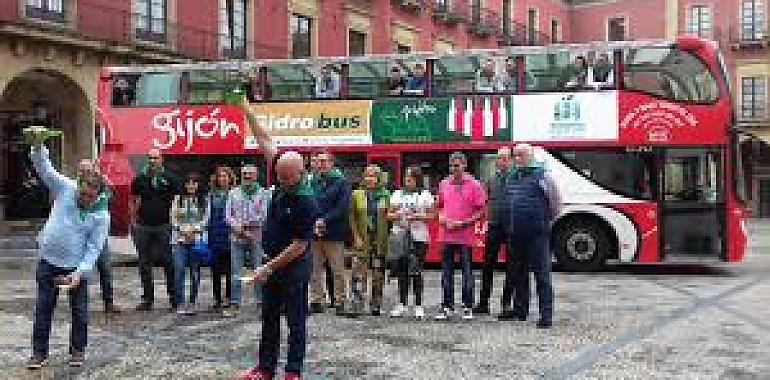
553, 218, 610, 271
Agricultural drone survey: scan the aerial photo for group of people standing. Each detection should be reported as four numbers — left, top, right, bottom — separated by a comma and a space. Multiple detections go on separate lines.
301, 145, 560, 329
23, 122, 561, 379
131, 150, 272, 317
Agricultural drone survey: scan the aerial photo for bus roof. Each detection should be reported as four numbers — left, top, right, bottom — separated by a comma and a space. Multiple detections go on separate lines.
104, 38, 684, 74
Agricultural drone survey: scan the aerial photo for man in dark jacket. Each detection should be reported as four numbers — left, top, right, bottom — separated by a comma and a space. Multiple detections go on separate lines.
131, 148, 179, 312
308, 150, 351, 315
475, 147, 512, 316
503, 144, 561, 328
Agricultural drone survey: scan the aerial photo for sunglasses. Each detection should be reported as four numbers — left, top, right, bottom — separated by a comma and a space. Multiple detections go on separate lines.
449, 163, 463, 168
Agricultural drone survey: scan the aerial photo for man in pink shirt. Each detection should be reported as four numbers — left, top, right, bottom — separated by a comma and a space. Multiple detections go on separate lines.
435, 152, 486, 321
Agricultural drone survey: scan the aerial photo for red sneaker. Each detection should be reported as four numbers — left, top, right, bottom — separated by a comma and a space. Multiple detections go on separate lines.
236, 367, 273, 380
283, 372, 301, 380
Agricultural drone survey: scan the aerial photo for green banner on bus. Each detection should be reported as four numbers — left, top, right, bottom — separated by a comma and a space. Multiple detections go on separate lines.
371, 96, 513, 144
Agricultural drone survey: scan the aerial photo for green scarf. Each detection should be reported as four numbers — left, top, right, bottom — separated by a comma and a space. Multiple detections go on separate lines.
274, 180, 313, 204
241, 181, 261, 199
78, 191, 109, 221
141, 164, 167, 188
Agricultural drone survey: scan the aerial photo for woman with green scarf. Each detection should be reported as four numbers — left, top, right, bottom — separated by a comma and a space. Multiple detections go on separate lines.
347, 164, 391, 317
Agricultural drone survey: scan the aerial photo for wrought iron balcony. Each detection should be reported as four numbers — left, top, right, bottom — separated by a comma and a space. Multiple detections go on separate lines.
391, 0, 423, 13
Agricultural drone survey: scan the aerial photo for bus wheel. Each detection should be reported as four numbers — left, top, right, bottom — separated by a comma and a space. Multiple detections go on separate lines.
553, 218, 610, 271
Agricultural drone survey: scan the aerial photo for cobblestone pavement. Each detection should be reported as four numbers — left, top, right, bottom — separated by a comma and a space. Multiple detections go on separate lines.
0, 249, 768, 379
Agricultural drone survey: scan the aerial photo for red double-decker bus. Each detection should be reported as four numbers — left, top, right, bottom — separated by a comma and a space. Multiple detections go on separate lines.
96, 36, 748, 270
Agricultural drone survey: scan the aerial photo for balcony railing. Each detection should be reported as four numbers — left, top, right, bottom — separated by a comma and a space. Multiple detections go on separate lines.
391, 0, 423, 13
430, 1, 463, 26
467, 7, 500, 38
25, 4, 67, 23
498, 20, 550, 46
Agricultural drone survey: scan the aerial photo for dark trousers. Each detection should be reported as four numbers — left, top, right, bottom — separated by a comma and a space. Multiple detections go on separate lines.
258, 262, 309, 374
478, 225, 512, 307
397, 242, 427, 306
440, 244, 474, 309
325, 259, 335, 306
210, 246, 231, 305
510, 232, 554, 322
32, 259, 88, 357
95, 243, 114, 306
132, 224, 175, 306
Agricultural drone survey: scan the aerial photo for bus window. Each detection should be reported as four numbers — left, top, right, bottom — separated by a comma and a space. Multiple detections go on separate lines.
314, 63, 342, 99
187, 70, 246, 104
348, 59, 391, 99
404, 62, 427, 96
623, 47, 718, 103
524, 50, 572, 92
111, 72, 180, 106
433, 55, 479, 95
553, 149, 655, 200
266, 62, 315, 101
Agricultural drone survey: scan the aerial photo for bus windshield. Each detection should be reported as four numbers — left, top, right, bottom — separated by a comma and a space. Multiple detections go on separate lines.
623, 47, 719, 103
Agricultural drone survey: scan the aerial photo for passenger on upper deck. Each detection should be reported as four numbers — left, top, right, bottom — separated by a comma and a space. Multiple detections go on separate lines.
388, 66, 407, 96
497, 57, 517, 93
475, 59, 498, 93
564, 56, 589, 90
404, 63, 426, 95
315, 64, 341, 99
587, 53, 614, 89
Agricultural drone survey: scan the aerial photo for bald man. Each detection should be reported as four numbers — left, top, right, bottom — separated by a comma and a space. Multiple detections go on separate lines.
238, 152, 318, 380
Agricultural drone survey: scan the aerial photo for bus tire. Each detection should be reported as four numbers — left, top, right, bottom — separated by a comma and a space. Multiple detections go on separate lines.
553, 218, 610, 272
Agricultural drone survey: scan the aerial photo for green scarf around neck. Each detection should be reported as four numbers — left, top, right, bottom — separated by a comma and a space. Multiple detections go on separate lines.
141, 164, 166, 188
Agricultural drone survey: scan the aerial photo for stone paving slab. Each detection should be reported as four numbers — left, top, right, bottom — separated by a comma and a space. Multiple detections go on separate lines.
0, 256, 767, 379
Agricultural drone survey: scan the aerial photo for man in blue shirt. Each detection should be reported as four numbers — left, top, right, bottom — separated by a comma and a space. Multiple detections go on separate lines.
25, 139, 110, 370
237, 151, 317, 380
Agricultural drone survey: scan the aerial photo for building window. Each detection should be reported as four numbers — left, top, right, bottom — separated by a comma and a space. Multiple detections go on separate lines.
501, 0, 511, 36
134, 0, 166, 42
551, 19, 559, 43
742, 0, 765, 41
435, 0, 449, 12
220, 0, 247, 58
291, 14, 312, 58
396, 44, 411, 54
607, 17, 626, 41
26, 0, 66, 22
470, 0, 482, 24
527, 9, 537, 45
741, 77, 766, 119
686, 5, 712, 37
348, 30, 367, 56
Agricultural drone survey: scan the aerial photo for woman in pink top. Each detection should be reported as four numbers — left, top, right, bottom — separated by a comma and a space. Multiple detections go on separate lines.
434, 152, 486, 321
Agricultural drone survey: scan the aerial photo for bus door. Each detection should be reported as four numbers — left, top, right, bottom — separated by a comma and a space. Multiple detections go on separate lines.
660, 148, 726, 259
367, 153, 401, 190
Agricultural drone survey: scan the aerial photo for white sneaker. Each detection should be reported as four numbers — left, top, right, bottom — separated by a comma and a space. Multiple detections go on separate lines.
390, 303, 407, 318
462, 307, 473, 320
413, 306, 425, 319
435, 307, 453, 321
176, 305, 187, 315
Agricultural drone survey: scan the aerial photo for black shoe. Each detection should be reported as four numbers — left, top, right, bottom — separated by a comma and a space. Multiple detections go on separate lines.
472, 303, 490, 315
135, 302, 152, 312
371, 308, 381, 317
26, 354, 48, 370
310, 303, 325, 314
497, 310, 518, 321
334, 306, 347, 316
169, 304, 179, 313
104, 303, 121, 314
69, 350, 85, 367
537, 319, 552, 329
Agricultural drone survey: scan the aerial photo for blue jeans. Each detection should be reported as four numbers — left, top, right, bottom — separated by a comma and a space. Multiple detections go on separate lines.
96, 242, 114, 305
32, 259, 88, 357
510, 232, 554, 322
172, 244, 201, 306
230, 238, 264, 305
440, 244, 475, 309
258, 255, 310, 374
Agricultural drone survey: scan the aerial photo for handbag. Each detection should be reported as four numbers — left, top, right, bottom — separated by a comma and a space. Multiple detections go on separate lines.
387, 227, 413, 264
192, 235, 214, 266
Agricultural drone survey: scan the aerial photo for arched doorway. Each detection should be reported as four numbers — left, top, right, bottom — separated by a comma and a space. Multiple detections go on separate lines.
0, 69, 91, 221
